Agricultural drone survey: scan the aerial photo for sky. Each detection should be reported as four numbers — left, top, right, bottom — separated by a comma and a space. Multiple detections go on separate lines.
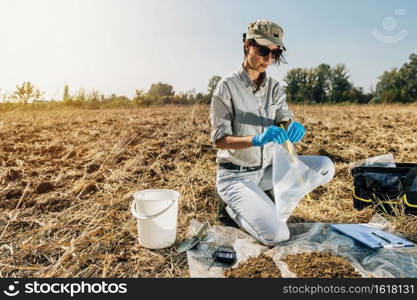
0, 0, 416, 100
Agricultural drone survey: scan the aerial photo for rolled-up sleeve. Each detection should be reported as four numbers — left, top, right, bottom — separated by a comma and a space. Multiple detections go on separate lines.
273, 82, 294, 123
209, 81, 234, 144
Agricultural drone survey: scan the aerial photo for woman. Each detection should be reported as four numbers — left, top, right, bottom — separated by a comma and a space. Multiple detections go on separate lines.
209, 20, 335, 247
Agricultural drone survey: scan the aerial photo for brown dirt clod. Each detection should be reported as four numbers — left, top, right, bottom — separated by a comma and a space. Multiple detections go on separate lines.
225, 254, 282, 278
35, 182, 55, 194
86, 163, 100, 173
283, 251, 362, 278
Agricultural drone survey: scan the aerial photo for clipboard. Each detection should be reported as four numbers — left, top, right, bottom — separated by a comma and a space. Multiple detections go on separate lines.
330, 224, 414, 250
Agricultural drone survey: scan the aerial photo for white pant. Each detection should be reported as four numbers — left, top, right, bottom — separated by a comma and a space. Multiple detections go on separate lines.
216, 155, 335, 247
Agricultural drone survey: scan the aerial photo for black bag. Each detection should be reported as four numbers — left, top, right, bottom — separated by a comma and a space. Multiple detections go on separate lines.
352, 163, 417, 215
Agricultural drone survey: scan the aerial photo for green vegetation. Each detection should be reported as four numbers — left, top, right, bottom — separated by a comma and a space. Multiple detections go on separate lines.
0, 53, 415, 110
373, 53, 417, 103
10, 82, 44, 104
284, 53, 416, 104
284, 63, 373, 104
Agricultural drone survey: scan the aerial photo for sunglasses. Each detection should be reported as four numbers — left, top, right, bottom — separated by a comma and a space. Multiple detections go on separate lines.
249, 40, 284, 60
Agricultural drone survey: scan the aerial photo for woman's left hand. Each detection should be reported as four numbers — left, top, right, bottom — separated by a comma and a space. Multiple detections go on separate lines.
287, 122, 305, 143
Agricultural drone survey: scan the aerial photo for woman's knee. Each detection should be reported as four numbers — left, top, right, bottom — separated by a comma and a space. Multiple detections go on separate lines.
321, 156, 335, 183
234, 211, 286, 247
258, 228, 289, 247
254, 221, 290, 247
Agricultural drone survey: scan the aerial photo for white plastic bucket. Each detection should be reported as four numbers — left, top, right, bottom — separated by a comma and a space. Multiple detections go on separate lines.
131, 189, 180, 249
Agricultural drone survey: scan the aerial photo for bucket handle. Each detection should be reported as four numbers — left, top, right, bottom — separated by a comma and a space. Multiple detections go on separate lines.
131, 198, 176, 220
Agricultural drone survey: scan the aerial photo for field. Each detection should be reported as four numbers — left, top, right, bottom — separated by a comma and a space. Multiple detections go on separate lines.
1, 104, 417, 277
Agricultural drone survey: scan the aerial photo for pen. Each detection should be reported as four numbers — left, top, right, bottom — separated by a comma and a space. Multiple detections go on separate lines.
371, 232, 392, 244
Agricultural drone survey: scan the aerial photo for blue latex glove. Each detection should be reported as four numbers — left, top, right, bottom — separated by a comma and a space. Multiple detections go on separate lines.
252, 126, 288, 146
287, 122, 306, 143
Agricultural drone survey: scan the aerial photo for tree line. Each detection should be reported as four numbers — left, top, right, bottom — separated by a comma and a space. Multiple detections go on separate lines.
0, 76, 221, 108
1, 53, 415, 108
285, 53, 416, 104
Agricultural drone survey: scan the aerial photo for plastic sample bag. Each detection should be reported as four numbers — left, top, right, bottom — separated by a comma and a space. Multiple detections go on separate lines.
272, 143, 328, 242
349, 153, 396, 169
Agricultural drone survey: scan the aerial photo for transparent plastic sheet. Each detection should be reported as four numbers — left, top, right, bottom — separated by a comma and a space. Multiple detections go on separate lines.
272, 213, 417, 278
272, 143, 326, 241
186, 215, 417, 278
186, 219, 268, 278
349, 153, 396, 169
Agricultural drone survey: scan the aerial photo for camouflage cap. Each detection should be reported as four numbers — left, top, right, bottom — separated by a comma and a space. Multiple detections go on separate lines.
246, 20, 286, 49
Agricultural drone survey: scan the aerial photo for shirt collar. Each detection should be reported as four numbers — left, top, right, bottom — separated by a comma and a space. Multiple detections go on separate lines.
237, 65, 268, 91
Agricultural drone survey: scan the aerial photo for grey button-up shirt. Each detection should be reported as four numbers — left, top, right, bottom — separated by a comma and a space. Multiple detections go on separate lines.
209, 65, 293, 168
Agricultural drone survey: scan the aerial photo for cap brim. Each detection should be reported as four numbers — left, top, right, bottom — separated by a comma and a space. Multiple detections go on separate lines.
255, 37, 285, 49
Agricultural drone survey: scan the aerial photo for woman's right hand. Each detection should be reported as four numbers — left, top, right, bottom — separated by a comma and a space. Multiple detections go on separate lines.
251, 126, 288, 146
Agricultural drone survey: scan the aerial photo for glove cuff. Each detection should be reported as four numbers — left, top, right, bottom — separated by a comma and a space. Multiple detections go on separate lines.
251, 135, 260, 147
